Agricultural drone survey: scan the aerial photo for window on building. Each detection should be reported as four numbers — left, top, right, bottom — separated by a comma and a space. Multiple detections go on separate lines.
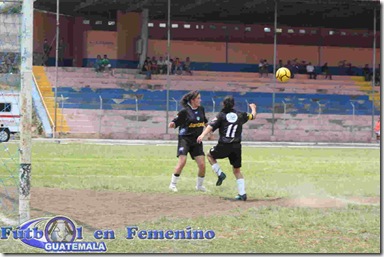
0, 103, 11, 112
276, 28, 282, 33
288, 29, 294, 33
95, 20, 102, 25
148, 22, 154, 27
201, 25, 204, 29
299, 29, 306, 34
341, 31, 346, 36
159, 23, 166, 28
172, 24, 178, 28
196, 25, 199, 29
108, 21, 115, 26
234, 26, 239, 30
83, 19, 90, 25
184, 24, 191, 29
210, 25, 216, 29
329, 31, 335, 35
310, 30, 317, 34
245, 27, 251, 32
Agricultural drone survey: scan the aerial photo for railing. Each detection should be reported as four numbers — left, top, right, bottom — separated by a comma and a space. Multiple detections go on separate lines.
350, 101, 356, 143
54, 89, 380, 142
32, 73, 54, 127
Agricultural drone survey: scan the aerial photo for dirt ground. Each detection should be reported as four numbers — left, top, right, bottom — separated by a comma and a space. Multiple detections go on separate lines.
26, 187, 380, 231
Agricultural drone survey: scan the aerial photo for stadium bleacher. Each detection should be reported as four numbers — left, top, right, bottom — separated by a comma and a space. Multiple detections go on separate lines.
33, 66, 380, 142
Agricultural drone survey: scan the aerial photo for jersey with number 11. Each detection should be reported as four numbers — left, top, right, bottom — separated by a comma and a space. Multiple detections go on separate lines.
209, 110, 253, 144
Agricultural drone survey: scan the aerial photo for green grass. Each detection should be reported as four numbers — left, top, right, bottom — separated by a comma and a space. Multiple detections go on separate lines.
0, 142, 380, 253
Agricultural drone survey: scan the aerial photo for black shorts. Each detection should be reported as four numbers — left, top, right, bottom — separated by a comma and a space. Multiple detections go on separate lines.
209, 143, 242, 168
177, 136, 205, 159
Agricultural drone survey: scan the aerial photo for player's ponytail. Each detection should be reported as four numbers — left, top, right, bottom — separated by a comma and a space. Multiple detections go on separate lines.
221, 95, 235, 113
180, 90, 200, 108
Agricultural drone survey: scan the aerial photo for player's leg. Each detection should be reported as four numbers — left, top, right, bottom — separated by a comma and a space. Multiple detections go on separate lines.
232, 167, 246, 201
229, 144, 246, 201
190, 142, 206, 192
169, 155, 187, 192
169, 138, 189, 192
193, 155, 206, 191
207, 144, 227, 186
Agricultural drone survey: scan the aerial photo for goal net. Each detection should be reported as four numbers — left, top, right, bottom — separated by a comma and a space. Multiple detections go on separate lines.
0, 2, 22, 226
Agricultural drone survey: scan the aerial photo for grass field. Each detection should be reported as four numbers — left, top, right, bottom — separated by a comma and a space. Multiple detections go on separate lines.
0, 141, 380, 253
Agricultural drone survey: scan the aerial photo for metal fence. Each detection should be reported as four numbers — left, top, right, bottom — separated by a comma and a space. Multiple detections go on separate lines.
55, 90, 380, 143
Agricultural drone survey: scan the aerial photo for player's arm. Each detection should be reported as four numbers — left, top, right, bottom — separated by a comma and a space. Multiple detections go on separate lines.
248, 103, 257, 120
197, 125, 213, 144
202, 108, 215, 139
197, 115, 220, 143
169, 110, 186, 128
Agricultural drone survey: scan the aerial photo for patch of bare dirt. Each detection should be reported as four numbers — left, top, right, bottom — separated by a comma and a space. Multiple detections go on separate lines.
27, 188, 379, 230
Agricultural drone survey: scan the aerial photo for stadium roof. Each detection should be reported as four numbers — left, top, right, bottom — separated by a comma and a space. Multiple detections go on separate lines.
34, 0, 381, 30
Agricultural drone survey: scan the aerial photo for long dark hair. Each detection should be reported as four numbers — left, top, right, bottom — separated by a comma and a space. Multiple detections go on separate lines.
221, 96, 235, 113
180, 90, 200, 108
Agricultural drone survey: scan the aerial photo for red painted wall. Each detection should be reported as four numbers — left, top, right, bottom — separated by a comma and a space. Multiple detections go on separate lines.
147, 39, 380, 67
33, 10, 74, 58
32, 11, 381, 67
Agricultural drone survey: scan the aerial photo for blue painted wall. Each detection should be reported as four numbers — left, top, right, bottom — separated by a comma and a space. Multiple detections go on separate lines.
57, 87, 379, 116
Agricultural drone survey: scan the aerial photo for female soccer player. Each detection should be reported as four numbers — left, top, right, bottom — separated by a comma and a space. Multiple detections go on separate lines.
168, 90, 208, 192
197, 96, 257, 201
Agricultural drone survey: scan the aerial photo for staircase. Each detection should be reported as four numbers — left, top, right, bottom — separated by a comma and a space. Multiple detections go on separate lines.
352, 76, 380, 110
32, 66, 70, 133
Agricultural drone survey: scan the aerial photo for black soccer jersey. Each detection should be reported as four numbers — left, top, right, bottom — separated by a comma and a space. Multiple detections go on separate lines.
209, 110, 253, 144
172, 105, 208, 138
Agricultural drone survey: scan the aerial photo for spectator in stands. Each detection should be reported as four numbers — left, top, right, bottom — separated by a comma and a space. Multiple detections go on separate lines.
173, 57, 183, 75
346, 63, 353, 75
258, 59, 265, 78
375, 64, 380, 86
276, 59, 284, 70
298, 60, 307, 74
157, 56, 166, 74
321, 62, 332, 80
375, 118, 380, 141
362, 64, 371, 81
101, 55, 112, 75
142, 59, 152, 79
285, 60, 295, 79
338, 60, 347, 75
94, 55, 103, 72
262, 59, 269, 77
167, 58, 174, 74
151, 56, 158, 74
306, 62, 317, 79
43, 38, 51, 66
183, 57, 193, 75
58, 37, 66, 67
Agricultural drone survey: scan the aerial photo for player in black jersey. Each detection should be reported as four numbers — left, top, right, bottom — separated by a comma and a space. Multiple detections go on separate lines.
168, 90, 209, 192
197, 96, 257, 201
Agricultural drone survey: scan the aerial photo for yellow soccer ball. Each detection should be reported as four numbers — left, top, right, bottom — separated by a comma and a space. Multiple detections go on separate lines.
275, 67, 291, 82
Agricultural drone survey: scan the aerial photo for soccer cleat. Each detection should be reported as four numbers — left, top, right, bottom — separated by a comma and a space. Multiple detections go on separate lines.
169, 184, 178, 192
216, 172, 226, 186
235, 194, 247, 201
195, 185, 207, 192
